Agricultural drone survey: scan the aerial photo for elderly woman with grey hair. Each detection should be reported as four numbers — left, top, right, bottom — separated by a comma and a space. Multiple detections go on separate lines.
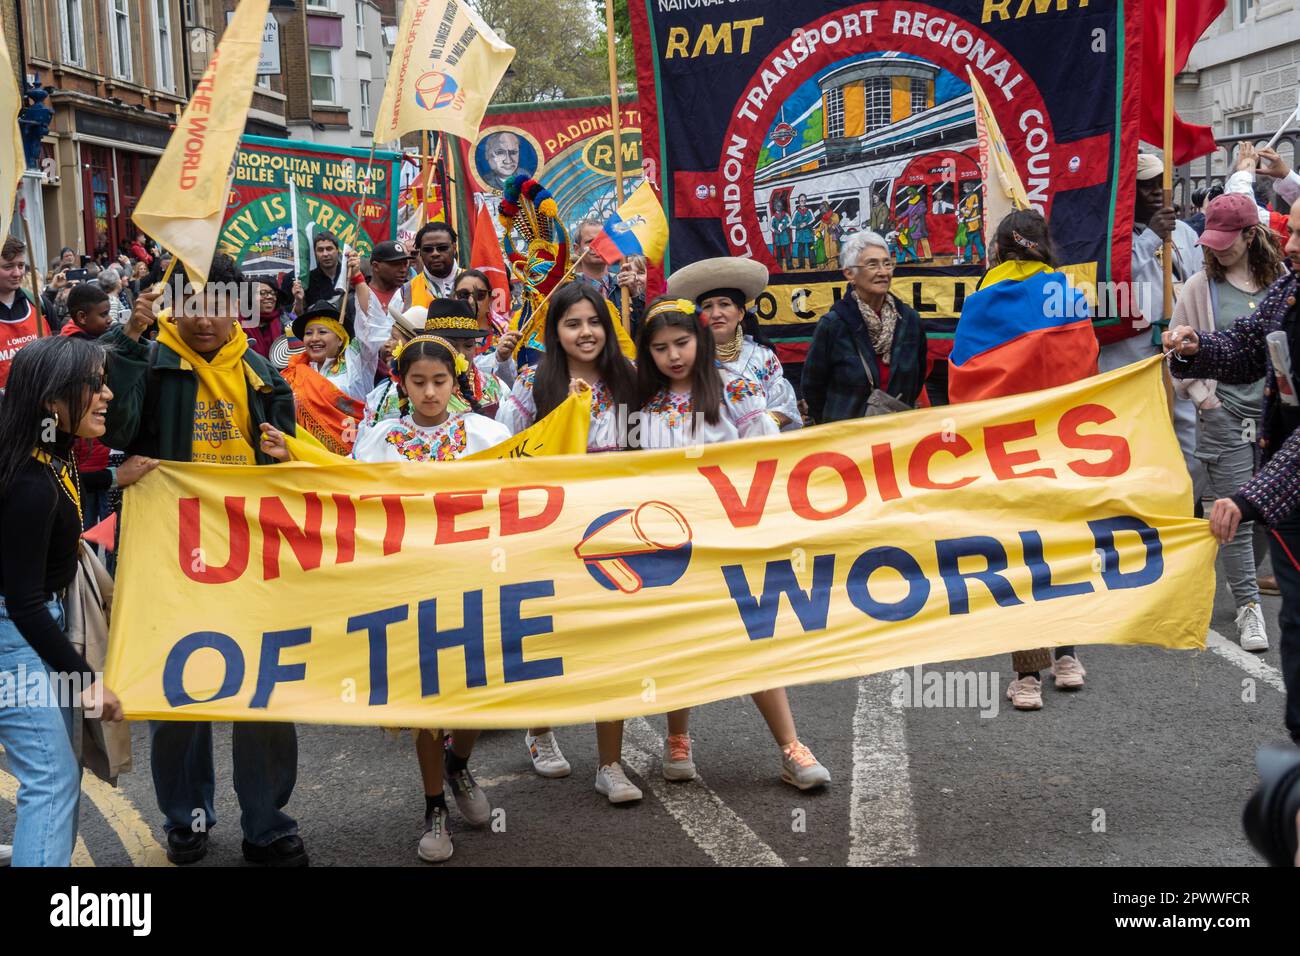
98, 267, 132, 326
801, 229, 928, 423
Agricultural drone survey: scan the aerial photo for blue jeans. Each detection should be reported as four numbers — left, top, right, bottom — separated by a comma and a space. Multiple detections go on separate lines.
149, 719, 299, 846
0, 597, 82, 867
1265, 516, 1300, 744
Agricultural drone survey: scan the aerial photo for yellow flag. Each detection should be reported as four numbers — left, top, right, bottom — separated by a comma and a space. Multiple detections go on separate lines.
968, 67, 1029, 250
283, 388, 592, 464
376, 0, 515, 142
133, 0, 270, 287
0, 19, 27, 241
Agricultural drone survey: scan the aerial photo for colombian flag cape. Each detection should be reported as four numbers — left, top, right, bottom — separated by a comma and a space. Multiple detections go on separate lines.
948, 260, 1098, 404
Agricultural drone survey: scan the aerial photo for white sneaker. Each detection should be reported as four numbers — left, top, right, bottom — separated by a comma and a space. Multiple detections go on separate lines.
417, 808, 453, 863
594, 762, 643, 804
525, 731, 571, 778
780, 740, 831, 790
1237, 602, 1269, 652
0, 843, 11, 867
663, 733, 697, 781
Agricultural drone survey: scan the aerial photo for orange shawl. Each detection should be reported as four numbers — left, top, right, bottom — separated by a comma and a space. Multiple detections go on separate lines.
282, 355, 366, 455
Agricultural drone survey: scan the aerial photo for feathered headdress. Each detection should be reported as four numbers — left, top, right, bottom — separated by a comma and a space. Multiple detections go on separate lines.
498, 174, 569, 352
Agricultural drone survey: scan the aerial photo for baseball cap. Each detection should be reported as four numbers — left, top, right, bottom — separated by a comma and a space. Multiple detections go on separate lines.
371, 240, 413, 263
1199, 193, 1259, 251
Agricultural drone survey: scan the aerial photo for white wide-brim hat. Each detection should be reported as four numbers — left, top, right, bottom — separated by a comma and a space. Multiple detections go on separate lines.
665, 256, 769, 305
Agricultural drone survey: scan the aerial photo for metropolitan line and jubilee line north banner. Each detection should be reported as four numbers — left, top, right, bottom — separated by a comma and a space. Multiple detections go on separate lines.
106, 358, 1215, 728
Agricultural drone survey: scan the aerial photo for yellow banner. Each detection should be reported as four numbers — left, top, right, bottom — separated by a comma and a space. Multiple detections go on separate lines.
133, 0, 270, 286
375, 0, 515, 143
754, 266, 1098, 326
0, 18, 25, 241
106, 358, 1215, 727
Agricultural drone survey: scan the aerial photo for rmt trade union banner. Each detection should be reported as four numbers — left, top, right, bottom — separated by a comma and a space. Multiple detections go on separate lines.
458, 95, 643, 232
219, 136, 403, 277
106, 359, 1214, 728
629, 0, 1140, 368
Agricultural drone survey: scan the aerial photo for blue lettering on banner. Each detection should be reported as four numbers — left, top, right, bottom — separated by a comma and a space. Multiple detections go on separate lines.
1088, 516, 1163, 589
845, 547, 929, 621
347, 605, 408, 706
417, 591, 487, 697
501, 581, 564, 683
935, 535, 1025, 614
721, 553, 835, 640
162, 631, 245, 706
1020, 530, 1094, 601
250, 627, 312, 708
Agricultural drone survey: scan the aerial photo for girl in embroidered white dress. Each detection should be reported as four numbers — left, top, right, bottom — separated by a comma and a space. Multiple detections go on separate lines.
665, 256, 803, 430
349, 335, 508, 863
496, 281, 644, 801
632, 298, 832, 792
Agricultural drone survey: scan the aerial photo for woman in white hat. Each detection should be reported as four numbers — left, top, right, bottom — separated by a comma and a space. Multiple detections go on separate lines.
666, 257, 802, 430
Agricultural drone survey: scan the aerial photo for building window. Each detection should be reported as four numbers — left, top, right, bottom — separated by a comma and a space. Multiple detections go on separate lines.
310, 47, 337, 104
61, 0, 85, 68
825, 86, 844, 138
155, 0, 175, 92
865, 77, 892, 131
306, 0, 335, 9
26, 0, 49, 60
910, 77, 928, 115
360, 79, 371, 131
1234, 0, 1254, 26
1229, 114, 1254, 135
356, 1, 366, 47
108, 0, 133, 81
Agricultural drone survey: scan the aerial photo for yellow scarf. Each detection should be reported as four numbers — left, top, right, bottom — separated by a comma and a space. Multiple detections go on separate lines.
977, 259, 1053, 291
156, 314, 258, 466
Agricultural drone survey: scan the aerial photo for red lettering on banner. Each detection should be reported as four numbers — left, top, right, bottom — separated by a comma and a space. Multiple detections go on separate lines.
908, 433, 978, 490
435, 491, 491, 544
259, 495, 324, 580
871, 443, 902, 502
699, 460, 778, 527
500, 486, 565, 536
333, 493, 356, 565
360, 493, 423, 555
1059, 404, 1131, 477
178, 497, 250, 584
984, 420, 1055, 480
788, 452, 867, 520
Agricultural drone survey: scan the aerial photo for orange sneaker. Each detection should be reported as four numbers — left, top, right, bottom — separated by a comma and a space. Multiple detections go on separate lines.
663, 733, 696, 781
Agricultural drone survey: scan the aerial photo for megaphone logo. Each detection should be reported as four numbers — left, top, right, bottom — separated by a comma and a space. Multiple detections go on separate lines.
574, 502, 693, 594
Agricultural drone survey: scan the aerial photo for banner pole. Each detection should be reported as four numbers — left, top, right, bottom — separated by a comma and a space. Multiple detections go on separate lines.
603, 0, 631, 332
338, 143, 378, 323
19, 212, 47, 337
1161, 0, 1177, 421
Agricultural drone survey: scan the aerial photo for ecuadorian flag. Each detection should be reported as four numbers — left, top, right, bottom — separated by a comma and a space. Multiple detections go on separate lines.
948, 260, 1098, 404
589, 182, 668, 266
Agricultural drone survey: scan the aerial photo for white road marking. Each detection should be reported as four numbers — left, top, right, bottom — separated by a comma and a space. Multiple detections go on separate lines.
848, 672, 918, 866
1205, 628, 1286, 694
622, 717, 785, 867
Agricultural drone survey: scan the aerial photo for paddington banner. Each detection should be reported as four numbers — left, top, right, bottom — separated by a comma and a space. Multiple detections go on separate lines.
106, 358, 1214, 728
219, 136, 403, 277
458, 95, 643, 233
628, 0, 1140, 368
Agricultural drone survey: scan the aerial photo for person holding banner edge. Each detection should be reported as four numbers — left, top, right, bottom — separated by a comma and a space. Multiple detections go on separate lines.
1164, 197, 1300, 745
100, 253, 309, 866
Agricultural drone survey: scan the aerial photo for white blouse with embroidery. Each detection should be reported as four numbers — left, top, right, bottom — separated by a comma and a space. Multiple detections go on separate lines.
497, 364, 624, 453
717, 337, 802, 430
638, 372, 778, 450
351, 411, 510, 463
307, 290, 393, 401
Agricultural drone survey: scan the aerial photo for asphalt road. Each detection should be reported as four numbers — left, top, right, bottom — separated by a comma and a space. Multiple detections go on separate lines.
1, 549, 1290, 867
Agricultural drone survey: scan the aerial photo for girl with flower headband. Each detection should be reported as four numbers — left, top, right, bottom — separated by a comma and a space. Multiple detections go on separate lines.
627, 297, 832, 792
495, 280, 640, 796
349, 333, 508, 864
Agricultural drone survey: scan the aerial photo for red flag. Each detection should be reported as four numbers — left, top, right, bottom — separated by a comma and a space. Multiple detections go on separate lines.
1140, 0, 1223, 165
470, 200, 511, 317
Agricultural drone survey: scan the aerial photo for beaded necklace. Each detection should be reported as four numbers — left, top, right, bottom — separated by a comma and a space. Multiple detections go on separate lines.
32, 447, 83, 526
716, 325, 744, 363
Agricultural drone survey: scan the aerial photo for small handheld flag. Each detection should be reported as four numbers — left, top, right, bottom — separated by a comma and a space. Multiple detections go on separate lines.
589, 182, 668, 267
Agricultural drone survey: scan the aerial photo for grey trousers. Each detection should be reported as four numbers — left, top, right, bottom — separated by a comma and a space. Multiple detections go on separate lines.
1196, 404, 1261, 607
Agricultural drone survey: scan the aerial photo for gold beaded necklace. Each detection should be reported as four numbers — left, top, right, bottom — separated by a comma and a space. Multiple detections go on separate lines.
716, 324, 744, 363
32, 447, 83, 527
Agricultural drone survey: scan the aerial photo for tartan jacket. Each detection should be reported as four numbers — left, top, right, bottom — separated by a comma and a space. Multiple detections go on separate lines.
1170, 268, 1300, 525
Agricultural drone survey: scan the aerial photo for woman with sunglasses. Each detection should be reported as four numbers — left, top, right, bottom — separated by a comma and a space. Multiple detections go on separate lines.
0, 337, 154, 865
454, 269, 520, 387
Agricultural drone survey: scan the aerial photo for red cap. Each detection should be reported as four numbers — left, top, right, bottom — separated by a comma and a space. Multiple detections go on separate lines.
1199, 193, 1259, 251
